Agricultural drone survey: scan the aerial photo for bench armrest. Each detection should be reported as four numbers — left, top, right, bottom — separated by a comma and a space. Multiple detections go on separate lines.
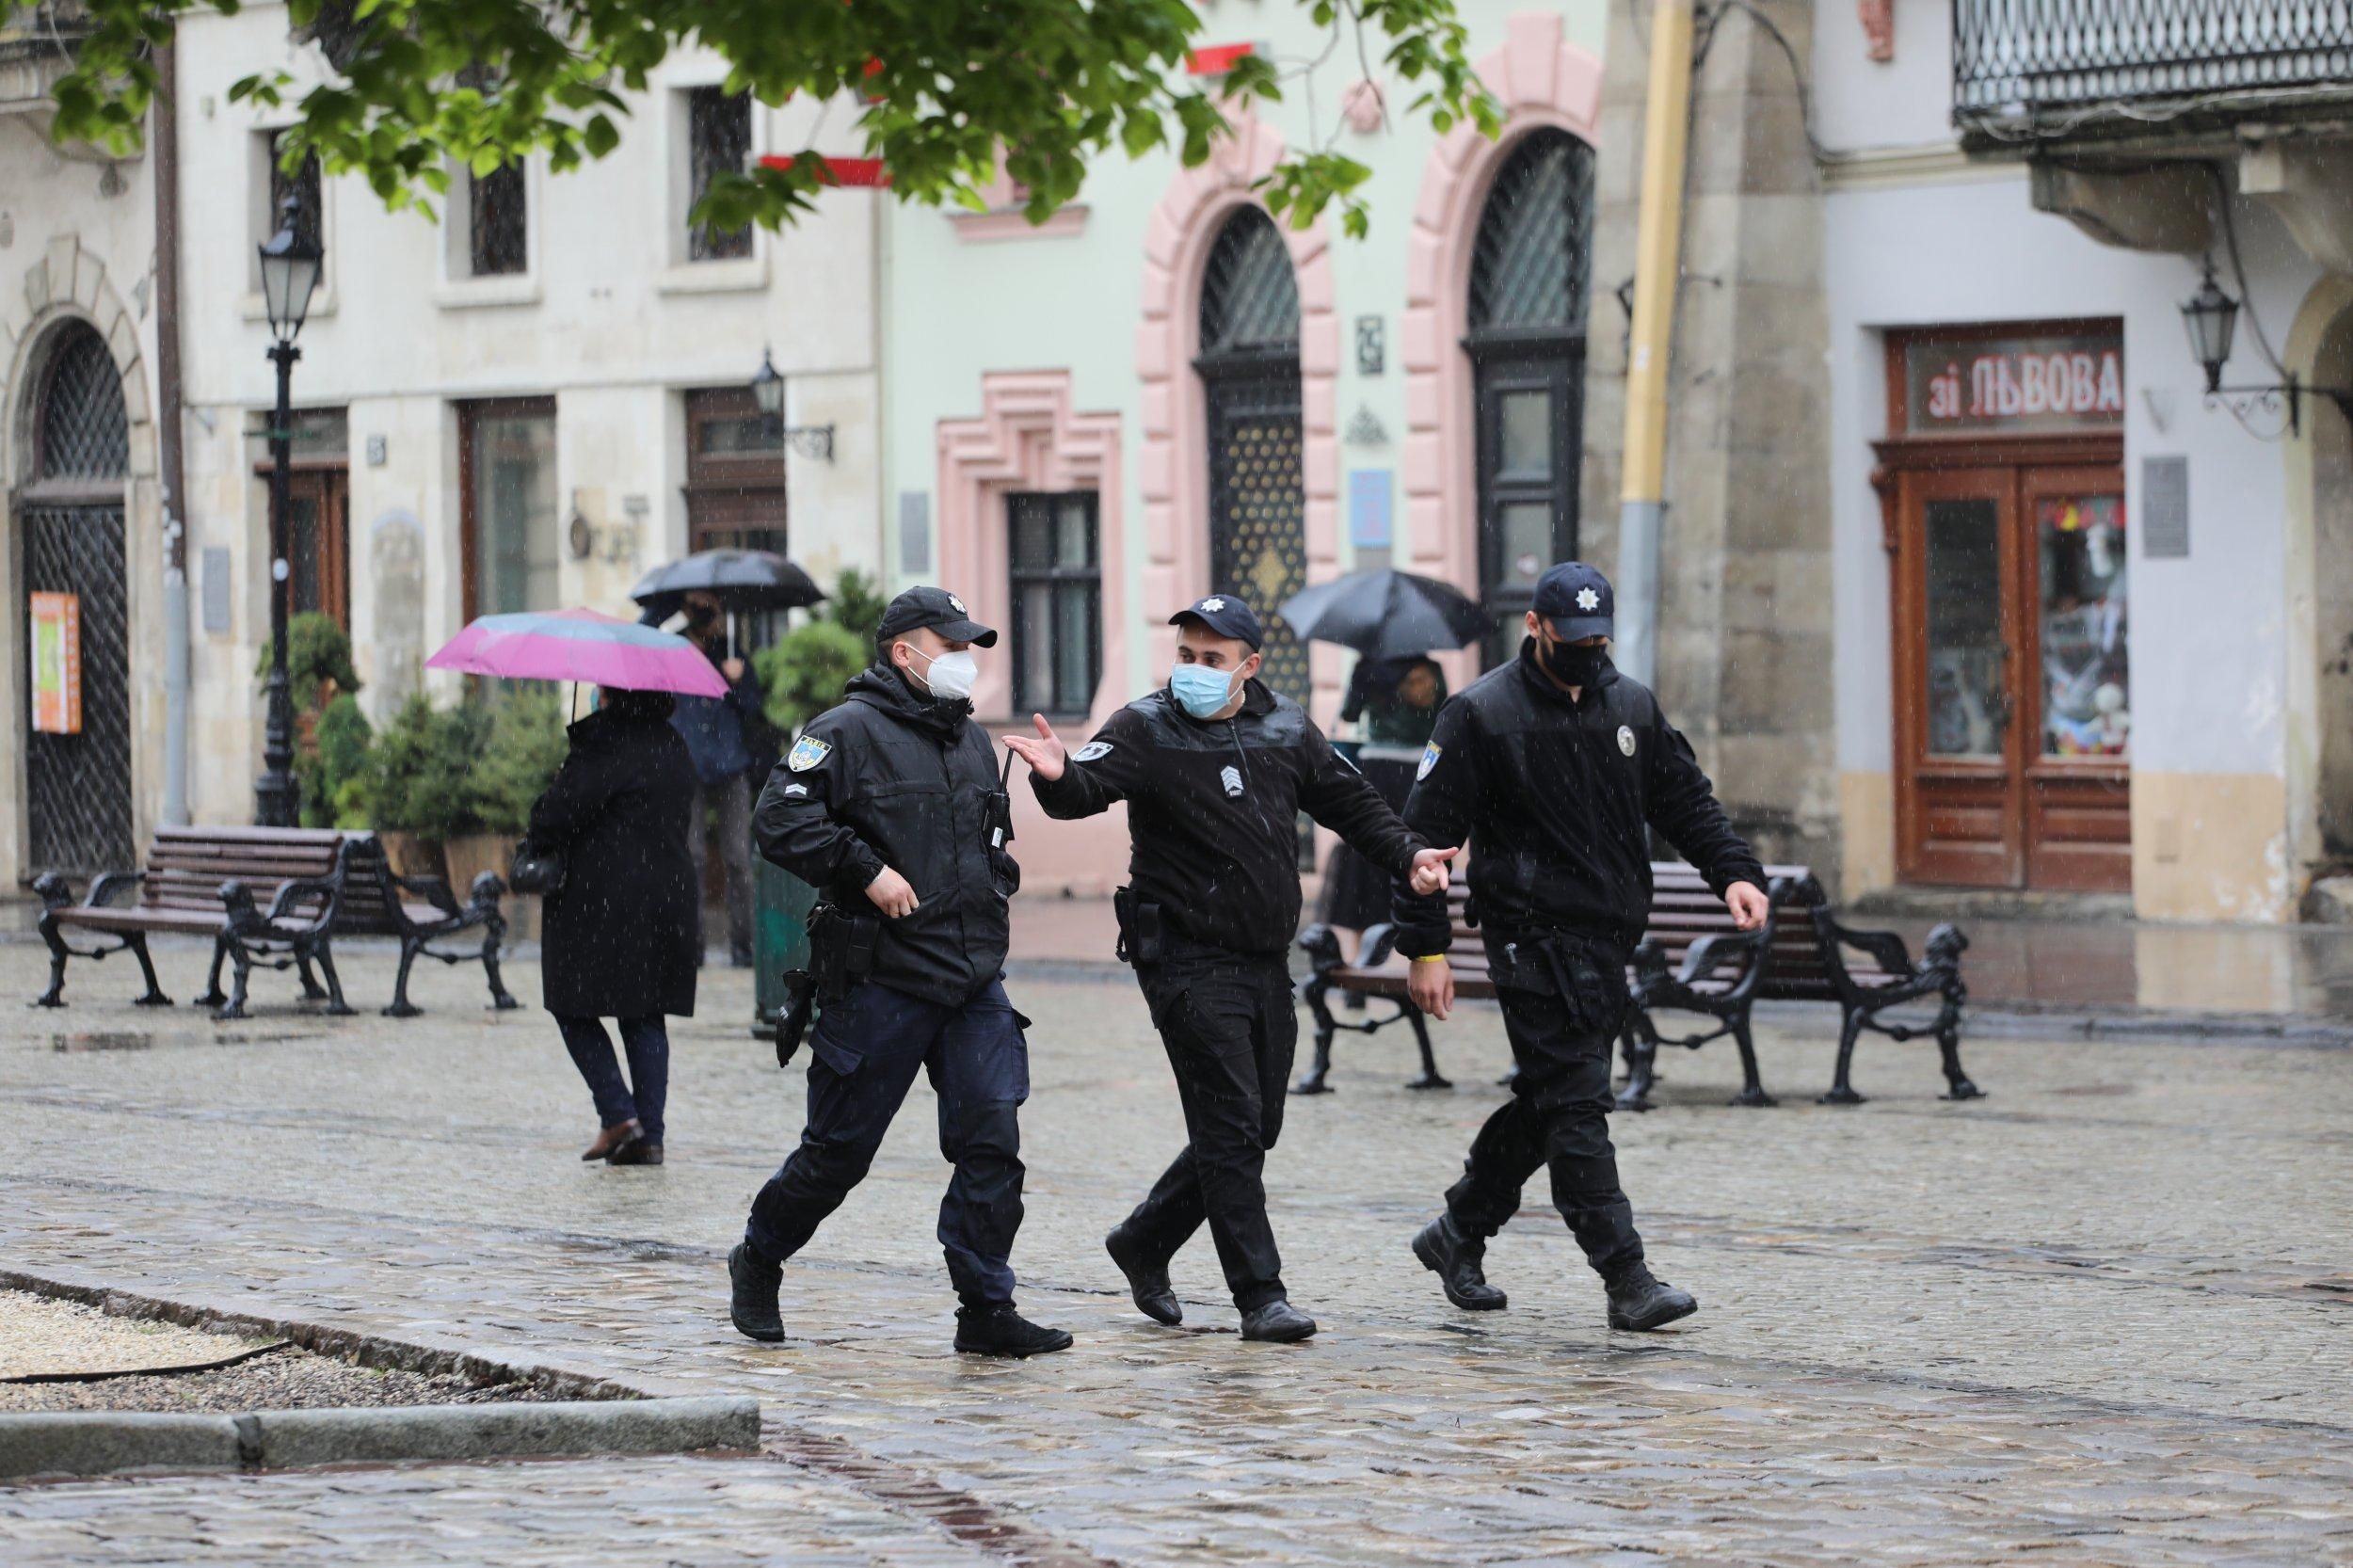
1816, 916, 1914, 979
388, 871, 464, 919
86, 870, 147, 908
1673, 928, 1769, 989
30, 872, 75, 910
1357, 922, 1401, 968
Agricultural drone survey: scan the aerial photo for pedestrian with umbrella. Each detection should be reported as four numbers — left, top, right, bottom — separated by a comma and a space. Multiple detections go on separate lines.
429, 608, 729, 1167
632, 552, 827, 970
1281, 569, 1484, 968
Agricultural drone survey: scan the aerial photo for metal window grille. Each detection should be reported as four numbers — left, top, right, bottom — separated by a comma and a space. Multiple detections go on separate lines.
1008, 491, 1101, 718
688, 88, 754, 261
470, 160, 527, 276
35, 327, 128, 481
1468, 129, 1593, 333
1200, 207, 1300, 355
1954, 0, 2353, 120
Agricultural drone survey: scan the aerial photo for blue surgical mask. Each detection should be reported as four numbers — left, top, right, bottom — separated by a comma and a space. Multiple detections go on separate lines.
1170, 663, 1239, 719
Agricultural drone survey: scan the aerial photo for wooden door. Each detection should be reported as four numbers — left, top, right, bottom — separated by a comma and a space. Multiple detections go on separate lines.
2017, 465, 2131, 890
283, 466, 349, 629
1895, 466, 2026, 887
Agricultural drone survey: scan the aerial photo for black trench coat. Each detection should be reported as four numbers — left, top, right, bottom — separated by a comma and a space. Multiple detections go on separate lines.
528, 703, 700, 1019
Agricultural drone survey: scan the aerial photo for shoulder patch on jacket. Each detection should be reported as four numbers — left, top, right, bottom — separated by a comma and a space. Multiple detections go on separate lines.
787, 736, 833, 772
1417, 741, 1443, 781
1074, 741, 1113, 763
1617, 725, 1637, 758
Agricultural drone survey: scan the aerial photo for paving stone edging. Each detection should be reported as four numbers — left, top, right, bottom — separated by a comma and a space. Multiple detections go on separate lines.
0, 1270, 760, 1482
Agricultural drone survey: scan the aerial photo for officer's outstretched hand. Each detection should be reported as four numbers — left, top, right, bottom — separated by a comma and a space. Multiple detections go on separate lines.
1407, 957, 1455, 1022
1407, 845, 1461, 897
1725, 879, 1769, 932
865, 866, 920, 919
1001, 713, 1067, 782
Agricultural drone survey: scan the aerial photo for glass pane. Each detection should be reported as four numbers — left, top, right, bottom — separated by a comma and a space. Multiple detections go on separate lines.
1011, 499, 1050, 570
1498, 502, 1553, 590
1054, 584, 1092, 712
470, 160, 528, 277
287, 492, 323, 616
1055, 495, 1094, 568
1497, 390, 1551, 478
1020, 583, 1053, 710
696, 415, 772, 456
472, 411, 559, 616
2038, 492, 2129, 758
688, 88, 753, 261
1923, 499, 2006, 759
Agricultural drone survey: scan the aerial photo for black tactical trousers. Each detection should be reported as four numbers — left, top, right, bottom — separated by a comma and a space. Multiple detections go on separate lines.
1124, 950, 1297, 1312
1444, 984, 1644, 1279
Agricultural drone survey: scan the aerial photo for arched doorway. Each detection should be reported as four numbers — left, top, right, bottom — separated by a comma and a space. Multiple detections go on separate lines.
17, 322, 135, 875
1195, 206, 1309, 702
1466, 128, 1593, 655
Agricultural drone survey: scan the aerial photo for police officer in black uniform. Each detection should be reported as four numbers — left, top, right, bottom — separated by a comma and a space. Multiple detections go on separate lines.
728, 586, 1071, 1359
1006, 596, 1459, 1342
1395, 563, 1769, 1332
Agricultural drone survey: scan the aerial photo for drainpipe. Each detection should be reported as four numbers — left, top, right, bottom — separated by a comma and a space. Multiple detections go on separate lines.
1613, 0, 1696, 689
154, 34, 192, 825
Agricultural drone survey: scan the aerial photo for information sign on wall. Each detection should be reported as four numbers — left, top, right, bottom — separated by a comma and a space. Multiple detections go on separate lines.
29, 591, 81, 735
1905, 332, 2124, 433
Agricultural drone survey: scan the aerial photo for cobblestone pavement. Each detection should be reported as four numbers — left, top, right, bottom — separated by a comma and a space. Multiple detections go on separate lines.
2, 936, 2350, 1564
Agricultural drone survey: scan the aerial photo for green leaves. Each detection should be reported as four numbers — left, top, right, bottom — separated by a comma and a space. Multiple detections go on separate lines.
43, 0, 1500, 239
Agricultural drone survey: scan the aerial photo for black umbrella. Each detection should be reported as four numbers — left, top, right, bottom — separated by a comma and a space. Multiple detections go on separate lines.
1279, 568, 1489, 658
629, 550, 826, 623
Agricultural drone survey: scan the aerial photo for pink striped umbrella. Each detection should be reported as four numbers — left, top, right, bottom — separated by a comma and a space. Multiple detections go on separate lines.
426, 607, 729, 696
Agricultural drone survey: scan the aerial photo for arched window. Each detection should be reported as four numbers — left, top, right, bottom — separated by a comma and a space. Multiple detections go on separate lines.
1195, 207, 1309, 702
19, 321, 135, 873
1465, 129, 1593, 646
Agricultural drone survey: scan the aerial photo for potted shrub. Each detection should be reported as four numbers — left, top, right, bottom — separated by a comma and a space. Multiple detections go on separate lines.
352, 694, 487, 882
256, 612, 364, 827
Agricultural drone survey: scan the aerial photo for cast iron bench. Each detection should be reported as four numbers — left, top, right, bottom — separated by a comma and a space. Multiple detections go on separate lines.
1294, 861, 1981, 1106
334, 840, 518, 1018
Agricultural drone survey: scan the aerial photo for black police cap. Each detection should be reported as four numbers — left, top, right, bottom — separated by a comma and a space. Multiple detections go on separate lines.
1167, 593, 1264, 650
1531, 562, 1613, 640
876, 585, 997, 648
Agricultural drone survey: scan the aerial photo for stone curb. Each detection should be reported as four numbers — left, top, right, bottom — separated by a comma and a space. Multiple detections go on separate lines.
0, 1397, 760, 1481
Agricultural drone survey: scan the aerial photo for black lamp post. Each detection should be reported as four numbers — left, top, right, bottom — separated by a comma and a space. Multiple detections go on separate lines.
253, 191, 323, 827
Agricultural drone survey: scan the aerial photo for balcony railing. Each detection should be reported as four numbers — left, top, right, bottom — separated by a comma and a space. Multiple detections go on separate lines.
1954, 0, 2353, 132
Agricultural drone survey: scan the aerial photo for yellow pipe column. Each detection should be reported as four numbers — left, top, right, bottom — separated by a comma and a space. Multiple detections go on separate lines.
1614, 0, 1696, 687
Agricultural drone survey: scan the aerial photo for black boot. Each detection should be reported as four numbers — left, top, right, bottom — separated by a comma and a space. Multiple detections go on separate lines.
728, 1241, 785, 1343
1604, 1263, 1697, 1332
1411, 1216, 1508, 1312
1106, 1224, 1181, 1326
1239, 1297, 1318, 1343
954, 1303, 1075, 1358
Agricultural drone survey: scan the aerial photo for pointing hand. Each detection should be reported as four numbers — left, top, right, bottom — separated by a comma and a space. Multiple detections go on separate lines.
1001, 713, 1068, 782
1407, 845, 1461, 897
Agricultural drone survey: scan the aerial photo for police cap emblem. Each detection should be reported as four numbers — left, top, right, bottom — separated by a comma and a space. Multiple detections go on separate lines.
1577, 587, 1601, 612
787, 735, 833, 772
1617, 725, 1636, 757
1200, 597, 1225, 612
948, 594, 968, 615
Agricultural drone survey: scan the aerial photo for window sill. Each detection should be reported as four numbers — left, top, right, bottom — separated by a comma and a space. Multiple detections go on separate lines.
239, 289, 338, 326
949, 205, 1090, 244
657, 254, 769, 296
433, 275, 543, 311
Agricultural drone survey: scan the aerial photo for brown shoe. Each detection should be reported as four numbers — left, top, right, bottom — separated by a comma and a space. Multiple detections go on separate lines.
607, 1141, 664, 1166
581, 1119, 643, 1161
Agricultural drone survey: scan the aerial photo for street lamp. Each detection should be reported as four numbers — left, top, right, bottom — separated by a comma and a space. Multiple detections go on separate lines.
253, 190, 323, 827
2179, 263, 2353, 438
749, 346, 834, 462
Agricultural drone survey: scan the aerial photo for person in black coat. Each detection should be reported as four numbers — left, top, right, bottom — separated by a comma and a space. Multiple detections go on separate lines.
529, 686, 700, 1167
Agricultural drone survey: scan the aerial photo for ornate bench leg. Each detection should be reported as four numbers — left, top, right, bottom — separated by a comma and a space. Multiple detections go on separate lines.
1727, 1012, 1776, 1108
295, 955, 328, 1002
1614, 1015, 1659, 1112
1819, 1006, 1868, 1106
1404, 1005, 1449, 1091
127, 934, 173, 1007
382, 936, 424, 1019
480, 913, 520, 1011
31, 908, 70, 1008
1936, 1016, 1983, 1101
216, 942, 253, 1021
1290, 977, 1338, 1096
195, 936, 230, 1010
312, 945, 357, 1018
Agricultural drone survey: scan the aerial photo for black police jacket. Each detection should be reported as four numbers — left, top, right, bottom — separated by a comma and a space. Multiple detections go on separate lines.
1393, 641, 1765, 961
753, 665, 1016, 1006
1032, 680, 1423, 959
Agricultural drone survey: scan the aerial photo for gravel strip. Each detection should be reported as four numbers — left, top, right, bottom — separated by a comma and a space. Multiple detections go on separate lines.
0, 1290, 276, 1381
0, 1349, 562, 1416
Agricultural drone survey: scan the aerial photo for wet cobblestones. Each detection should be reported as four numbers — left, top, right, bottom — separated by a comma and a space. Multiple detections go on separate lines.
1, 937, 2348, 1564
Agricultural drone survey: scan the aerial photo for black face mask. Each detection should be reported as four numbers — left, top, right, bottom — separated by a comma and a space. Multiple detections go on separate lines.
1543, 637, 1609, 689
